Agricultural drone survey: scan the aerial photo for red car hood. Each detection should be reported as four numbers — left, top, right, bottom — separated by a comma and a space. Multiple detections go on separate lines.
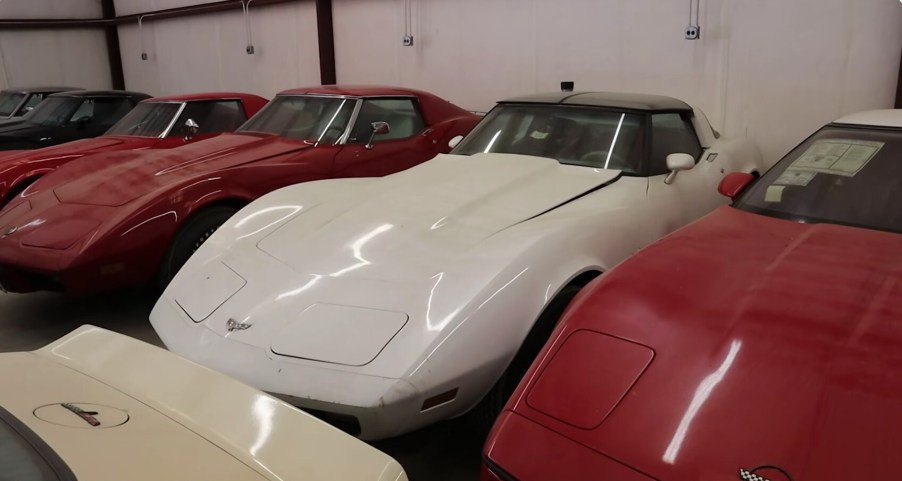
48, 133, 309, 207
506, 206, 902, 481
0, 136, 154, 170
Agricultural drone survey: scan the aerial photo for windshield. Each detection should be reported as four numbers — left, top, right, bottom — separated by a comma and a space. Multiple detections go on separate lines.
736, 125, 902, 234
24, 97, 83, 127
0, 406, 74, 481
0, 92, 25, 117
238, 95, 355, 142
105, 101, 182, 137
452, 104, 643, 173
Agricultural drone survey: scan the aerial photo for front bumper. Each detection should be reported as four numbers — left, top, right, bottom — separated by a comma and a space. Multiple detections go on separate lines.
151, 296, 432, 440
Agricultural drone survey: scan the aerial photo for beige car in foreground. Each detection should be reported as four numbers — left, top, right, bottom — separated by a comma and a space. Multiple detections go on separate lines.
1, 325, 407, 481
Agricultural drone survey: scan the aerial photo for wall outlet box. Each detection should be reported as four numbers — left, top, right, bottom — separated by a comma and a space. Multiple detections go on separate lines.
246, 45, 255, 55
140, 52, 148, 60
685, 25, 700, 40
403, 35, 414, 47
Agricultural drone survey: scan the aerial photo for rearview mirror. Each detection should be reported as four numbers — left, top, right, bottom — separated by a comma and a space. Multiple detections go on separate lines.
664, 153, 695, 185
448, 135, 463, 150
184, 118, 200, 140
365, 121, 390, 150
718, 172, 756, 201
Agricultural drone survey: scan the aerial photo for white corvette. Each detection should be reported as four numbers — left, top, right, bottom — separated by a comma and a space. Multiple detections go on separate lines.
150, 91, 763, 440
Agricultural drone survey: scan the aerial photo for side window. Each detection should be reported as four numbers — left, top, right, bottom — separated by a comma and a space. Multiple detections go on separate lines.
70, 98, 134, 128
648, 112, 702, 176
348, 98, 426, 144
22, 94, 44, 112
170, 100, 248, 137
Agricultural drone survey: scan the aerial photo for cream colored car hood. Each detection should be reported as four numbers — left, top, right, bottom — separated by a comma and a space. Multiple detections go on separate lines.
0, 326, 406, 481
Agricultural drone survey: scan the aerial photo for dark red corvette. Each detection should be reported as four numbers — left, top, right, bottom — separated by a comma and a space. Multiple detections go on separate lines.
0, 92, 268, 207
483, 110, 902, 481
0, 85, 478, 293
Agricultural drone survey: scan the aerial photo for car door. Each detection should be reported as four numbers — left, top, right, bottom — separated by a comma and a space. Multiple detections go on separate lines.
643, 112, 720, 242
157, 99, 250, 148
333, 97, 437, 178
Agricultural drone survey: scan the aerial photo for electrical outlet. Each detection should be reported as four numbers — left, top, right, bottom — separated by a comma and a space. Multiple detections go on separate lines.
246, 45, 255, 55
403, 35, 414, 47
141, 52, 148, 61
685, 25, 700, 40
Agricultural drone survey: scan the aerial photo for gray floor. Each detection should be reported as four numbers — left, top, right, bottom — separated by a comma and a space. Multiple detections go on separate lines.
0, 289, 481, 481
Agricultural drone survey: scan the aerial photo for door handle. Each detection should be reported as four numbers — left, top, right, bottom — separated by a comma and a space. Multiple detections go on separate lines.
421, 128, 434, 137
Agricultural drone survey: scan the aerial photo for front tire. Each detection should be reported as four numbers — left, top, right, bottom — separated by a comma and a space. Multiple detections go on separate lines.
466, 285, 582, 434
156, 206, 237, 291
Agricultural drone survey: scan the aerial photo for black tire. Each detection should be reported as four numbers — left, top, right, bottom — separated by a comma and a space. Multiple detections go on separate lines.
466, 284, 582, 434
155, 206, 237, 291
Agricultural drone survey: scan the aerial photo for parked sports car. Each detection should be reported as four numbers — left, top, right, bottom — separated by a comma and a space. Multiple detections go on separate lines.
481, 110, 902, 481
0, 90, 151, 150
0, 92, 268, 207
0, 85, 478, 293
149, 90, 764, 440
1, 325, 407, 481
0, 86, 82, 119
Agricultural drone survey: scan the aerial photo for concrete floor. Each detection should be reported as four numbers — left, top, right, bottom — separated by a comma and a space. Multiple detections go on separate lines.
0, 289, 481, 481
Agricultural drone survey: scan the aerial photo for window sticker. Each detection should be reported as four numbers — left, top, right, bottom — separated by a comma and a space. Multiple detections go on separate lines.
790, 139, 884, 177
774, 169, 816, 186
765, 185, 785, 203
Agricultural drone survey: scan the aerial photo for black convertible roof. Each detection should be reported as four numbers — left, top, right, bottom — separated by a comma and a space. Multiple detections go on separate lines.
500, 91, 692, 112
49, 90, 151, 99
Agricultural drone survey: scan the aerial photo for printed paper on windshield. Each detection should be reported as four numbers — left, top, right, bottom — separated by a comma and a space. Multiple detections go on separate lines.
774, 169, 816, 186
791, 139, 884, 177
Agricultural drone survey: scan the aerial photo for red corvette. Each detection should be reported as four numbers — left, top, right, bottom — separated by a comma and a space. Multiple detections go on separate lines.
0, 85, 479, 293
0, 92, 268, 207
483, 110, 902, 481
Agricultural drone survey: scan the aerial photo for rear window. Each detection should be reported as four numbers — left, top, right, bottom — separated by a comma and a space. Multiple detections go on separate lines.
0, 406, 75, 481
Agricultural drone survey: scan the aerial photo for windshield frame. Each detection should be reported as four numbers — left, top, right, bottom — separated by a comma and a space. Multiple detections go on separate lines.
734, 123, 902, 234
104, 100, 187, 139
450, 102, 674, 176
0, 404, 77, 481
238, 93, 362, 145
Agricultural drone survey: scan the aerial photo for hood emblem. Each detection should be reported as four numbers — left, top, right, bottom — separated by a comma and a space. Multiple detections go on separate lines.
226, 318, 252, 332
739, 465, 794, 481
3, 226, 17, 236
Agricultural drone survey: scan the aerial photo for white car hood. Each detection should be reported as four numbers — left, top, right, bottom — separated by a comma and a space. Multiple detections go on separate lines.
257, 153, 621, 283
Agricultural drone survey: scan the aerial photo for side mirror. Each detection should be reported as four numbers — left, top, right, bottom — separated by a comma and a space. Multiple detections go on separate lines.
663, 153, 695, 185
184, 118, 200, 140
365, 121, 390, 150
448, 135, 463, 150
718, 172, 756, 201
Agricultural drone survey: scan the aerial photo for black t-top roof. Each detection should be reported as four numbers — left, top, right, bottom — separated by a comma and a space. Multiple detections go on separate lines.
500, 91, 692, 112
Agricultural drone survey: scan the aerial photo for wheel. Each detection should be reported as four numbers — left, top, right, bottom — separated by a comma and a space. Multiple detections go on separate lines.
466, 284, 582, 434
155, 206, 237, 291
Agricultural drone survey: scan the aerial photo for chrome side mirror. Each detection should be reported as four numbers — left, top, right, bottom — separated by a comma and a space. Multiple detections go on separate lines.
448, 135, 463, 150
664, 153, 695, 185
365, 121, 390, 150
184, 118, 200, 140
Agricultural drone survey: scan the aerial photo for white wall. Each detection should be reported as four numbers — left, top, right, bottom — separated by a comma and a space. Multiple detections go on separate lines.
332, 0, 902, 164
0, 0, 102, 19
116, 2, 320, 97
0, 0, 111, 90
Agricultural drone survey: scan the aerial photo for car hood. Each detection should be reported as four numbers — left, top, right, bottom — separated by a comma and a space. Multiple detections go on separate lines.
0, 136, 147, 168
50, 133, 310, 207
256, 153, 621, 283
0, 326, 406, 481
512, 206, 902, 480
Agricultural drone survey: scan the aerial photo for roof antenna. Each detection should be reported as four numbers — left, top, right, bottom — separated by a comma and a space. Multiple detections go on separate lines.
561, 81, 574, 92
